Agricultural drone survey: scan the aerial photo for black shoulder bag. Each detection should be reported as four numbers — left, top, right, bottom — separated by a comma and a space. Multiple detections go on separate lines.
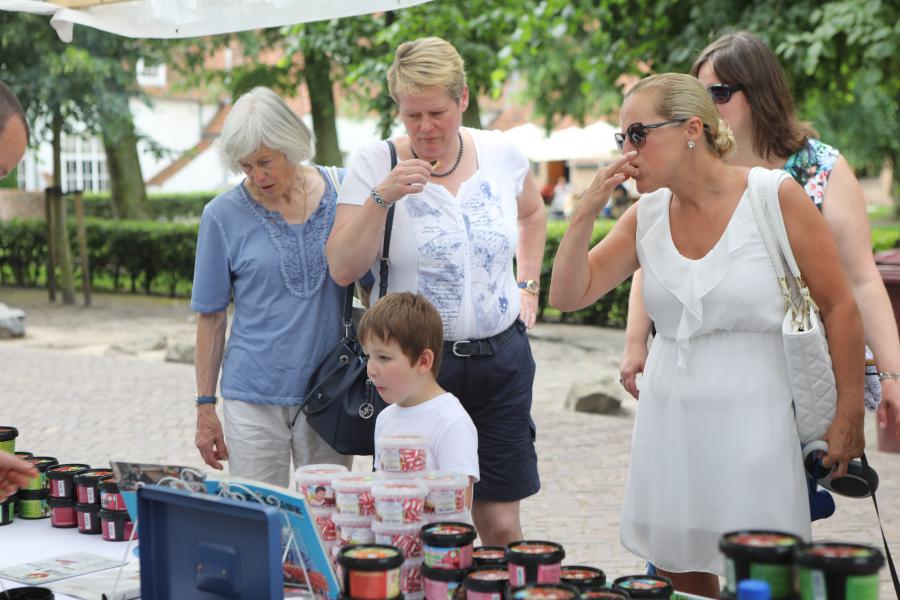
292, 145, 397, 456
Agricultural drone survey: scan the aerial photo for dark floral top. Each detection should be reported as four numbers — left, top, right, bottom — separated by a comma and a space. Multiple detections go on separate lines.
783, 138, 839, 210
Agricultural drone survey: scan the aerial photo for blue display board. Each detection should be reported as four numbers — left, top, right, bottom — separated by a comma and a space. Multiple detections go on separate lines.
137, 485, 283, 600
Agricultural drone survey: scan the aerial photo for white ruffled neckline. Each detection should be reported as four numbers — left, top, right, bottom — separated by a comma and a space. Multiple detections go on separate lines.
639, 187, 755, 368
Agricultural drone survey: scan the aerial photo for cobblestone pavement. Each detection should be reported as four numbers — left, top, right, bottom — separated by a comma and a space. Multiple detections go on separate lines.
1, 289, 898, 593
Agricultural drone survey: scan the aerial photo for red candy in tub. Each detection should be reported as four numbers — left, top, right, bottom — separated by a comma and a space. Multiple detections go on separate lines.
373, 479, 428, 525
332, 472, 377, 516
378, 434, 428, 474
372, 519, 423, 559
422, 471, 468, 515
295, 463, 348, 509
310, 506, 338, 542
332, 511, 375, 547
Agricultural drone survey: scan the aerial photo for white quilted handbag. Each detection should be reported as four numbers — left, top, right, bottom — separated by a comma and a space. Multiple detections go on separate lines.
748, 167, 837, 445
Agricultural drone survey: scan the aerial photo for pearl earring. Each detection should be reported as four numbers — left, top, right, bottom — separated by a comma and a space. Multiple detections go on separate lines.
687, 141, 696, 149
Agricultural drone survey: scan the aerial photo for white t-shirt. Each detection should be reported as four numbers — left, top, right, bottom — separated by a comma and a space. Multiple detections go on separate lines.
337, 127, 529, 340
374, 392, 480, 482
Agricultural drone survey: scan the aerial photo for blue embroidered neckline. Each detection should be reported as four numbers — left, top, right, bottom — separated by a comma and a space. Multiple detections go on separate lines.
238, 166, 335, 299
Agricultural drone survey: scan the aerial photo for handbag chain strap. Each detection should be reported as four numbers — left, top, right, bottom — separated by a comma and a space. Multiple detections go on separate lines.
747, 167, 815, 329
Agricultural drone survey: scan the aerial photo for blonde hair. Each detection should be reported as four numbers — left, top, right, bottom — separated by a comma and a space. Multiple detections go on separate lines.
218, 86, 315, 173
387, 37, 466, 102
628, 73, 735, 158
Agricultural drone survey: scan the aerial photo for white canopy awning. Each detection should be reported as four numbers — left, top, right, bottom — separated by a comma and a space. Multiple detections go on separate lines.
0, 0, 434, 42
503, 120, 620, 163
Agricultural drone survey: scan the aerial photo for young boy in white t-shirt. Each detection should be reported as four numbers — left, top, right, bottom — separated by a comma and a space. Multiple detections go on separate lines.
358, 292, 479, 506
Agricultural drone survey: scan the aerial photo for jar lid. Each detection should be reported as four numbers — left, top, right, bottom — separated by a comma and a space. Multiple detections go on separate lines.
25, 456, 59, 472
99, 478, 120, 493
378, 433, 428, 448
295, 463, 349, 482
372, 479, 428, 498
337, 544, 404, 571
422, 471, 468, 489
331, 472, 376, 490
331, 511, 374, 527
508, 584, 580, 600
47, 464, 91, 479
0, 426, 18, 442
506, 540, 565, 565
719, 530, 802, 563
612, 575, 673, 597
420, 522, 476, 547
463, 566, 509, 592
560, 565, 606, 589
371, 519, 421, 535
793, 542, 885, 575
420, 563, 469, 582
74, 469, 114, 485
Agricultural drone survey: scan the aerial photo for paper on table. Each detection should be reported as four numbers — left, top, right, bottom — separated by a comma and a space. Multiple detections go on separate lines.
0, 552, 123, 585
46, 562, 140, 600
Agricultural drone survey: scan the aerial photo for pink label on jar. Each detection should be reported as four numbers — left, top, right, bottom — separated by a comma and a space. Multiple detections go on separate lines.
51, 506, 76, 527
425, 576, 461, 600
537, 563, 561, 584
467, 592, 502, 600
51, 479, 67, 497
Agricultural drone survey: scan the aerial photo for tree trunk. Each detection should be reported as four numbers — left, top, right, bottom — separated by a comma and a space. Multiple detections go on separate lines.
304, 51, 342, 167
463, 93, 482, 129
102, 113, 147, 220
50, 113, 76, 305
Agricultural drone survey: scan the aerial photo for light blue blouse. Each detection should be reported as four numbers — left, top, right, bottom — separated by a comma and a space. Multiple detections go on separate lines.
190, 166, 346, 405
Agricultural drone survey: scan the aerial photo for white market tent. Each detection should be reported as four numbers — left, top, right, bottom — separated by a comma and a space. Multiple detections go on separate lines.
0, 0, 433, 42
503, 120, 620, 163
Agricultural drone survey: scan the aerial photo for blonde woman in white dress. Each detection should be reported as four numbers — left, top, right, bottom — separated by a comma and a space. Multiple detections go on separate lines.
549, 73, 865, 597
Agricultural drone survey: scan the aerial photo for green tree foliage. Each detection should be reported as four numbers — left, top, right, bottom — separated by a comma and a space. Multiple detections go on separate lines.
0, 13, 166, 217
513, 0, 898, 190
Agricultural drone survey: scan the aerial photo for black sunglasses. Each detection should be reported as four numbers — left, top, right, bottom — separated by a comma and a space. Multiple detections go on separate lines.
707, 83, 742, 104
615, 119, 687, 152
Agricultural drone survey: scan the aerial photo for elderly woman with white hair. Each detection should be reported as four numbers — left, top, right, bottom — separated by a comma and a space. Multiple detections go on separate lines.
192, 86, 352, 487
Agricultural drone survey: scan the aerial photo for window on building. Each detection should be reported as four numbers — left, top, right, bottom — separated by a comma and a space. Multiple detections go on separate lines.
61, 134, 109, 193
136, 58, 167, 87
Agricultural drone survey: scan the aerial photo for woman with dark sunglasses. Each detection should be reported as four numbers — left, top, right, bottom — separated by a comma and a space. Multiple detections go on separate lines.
550, 73, 864, 597
620, 32, 900, 445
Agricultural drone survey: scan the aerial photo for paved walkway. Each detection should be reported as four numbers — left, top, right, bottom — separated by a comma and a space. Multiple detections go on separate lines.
1, 289, 898, 593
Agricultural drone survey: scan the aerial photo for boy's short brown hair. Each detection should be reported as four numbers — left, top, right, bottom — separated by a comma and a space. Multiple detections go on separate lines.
358, 292, 444, 376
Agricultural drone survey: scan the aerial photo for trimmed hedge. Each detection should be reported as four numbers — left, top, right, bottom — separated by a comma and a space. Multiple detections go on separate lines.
0, 218, 197, 296
1, 217, 899, 325
78, 191, 218, 221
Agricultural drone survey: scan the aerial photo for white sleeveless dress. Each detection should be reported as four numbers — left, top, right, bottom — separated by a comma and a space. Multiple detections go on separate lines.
620, 176, 811, 575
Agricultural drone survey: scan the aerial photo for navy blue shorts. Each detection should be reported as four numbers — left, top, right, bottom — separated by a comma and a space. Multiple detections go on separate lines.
438, 320, 540, 502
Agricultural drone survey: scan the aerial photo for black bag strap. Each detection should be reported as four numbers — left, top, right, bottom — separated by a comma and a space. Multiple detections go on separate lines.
378, 141, 398, 299
862, 452, 900, 597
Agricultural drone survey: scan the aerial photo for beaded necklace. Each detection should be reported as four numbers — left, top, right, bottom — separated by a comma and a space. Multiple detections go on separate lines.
410, 132, 464, 177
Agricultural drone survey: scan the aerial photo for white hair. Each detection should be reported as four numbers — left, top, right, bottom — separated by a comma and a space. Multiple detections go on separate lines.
217, 86, 315, 173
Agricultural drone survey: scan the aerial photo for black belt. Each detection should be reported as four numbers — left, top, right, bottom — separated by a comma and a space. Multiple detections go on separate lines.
444, 321, 519, 358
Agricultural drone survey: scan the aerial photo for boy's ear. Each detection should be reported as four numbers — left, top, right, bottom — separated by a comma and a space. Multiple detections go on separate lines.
416, 348, 435, 373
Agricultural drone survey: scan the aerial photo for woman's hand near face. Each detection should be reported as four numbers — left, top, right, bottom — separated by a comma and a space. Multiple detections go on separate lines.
576, 152, 638, 217
376, 159, 434, 205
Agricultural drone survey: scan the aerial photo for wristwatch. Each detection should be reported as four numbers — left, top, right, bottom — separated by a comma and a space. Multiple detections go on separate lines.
196, 395, 218, 406
517, 280, 540, 296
